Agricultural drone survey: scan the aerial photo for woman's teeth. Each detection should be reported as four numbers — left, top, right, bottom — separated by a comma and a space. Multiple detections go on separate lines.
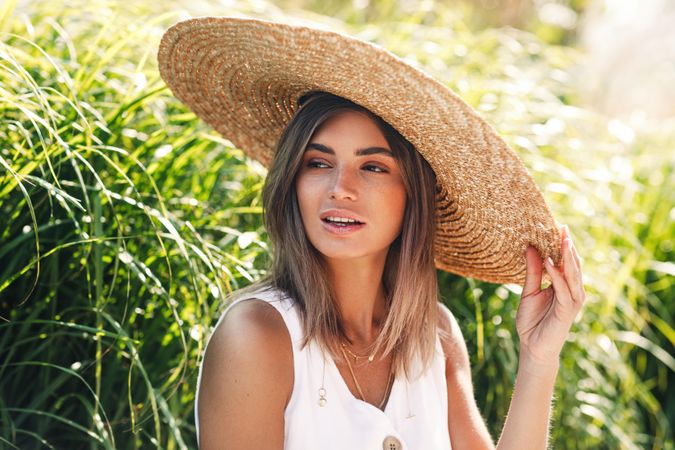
324, 216, 362, 224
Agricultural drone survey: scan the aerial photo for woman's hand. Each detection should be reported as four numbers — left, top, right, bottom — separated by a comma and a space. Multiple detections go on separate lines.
516, 224, 586, 371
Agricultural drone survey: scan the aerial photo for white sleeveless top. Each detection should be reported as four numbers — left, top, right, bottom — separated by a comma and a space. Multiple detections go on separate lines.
195, 287, 452, 450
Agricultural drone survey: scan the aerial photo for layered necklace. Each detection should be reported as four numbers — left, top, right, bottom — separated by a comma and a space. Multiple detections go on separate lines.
339, 340, 394, 410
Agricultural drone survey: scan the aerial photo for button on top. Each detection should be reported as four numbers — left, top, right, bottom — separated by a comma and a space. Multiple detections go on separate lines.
383, 435, 402, 450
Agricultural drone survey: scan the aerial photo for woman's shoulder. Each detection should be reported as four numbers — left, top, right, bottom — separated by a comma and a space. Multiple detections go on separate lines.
207, 294, 294, 376
197, 297, 294, 446
436, 302, 471, 375
207, 285, 300, 357
211, 295, 292, 349
436, 301, 458, 338
205, 295, 294, 391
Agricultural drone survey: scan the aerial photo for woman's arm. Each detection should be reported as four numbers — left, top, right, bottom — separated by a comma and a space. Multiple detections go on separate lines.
494, 354, 559, 450
440, 225, 585, 450
438, 303, 497, 449
438, 306, 559, 450
198, 299, 294, 450
496, 225, 585, 450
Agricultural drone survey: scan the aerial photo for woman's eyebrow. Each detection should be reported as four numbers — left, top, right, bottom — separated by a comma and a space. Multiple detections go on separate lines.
305, 142, 394, 158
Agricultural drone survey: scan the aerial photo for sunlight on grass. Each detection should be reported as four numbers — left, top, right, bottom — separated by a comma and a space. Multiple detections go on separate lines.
0, 0, 672, 448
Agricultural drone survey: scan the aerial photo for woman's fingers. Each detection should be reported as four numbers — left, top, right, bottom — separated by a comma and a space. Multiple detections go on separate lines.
523, 245, 543, 297
542, 224, 577, 310
563, 238, 586, 305
525, 224, 586, 313
570, 236, 583, 272
544, 256, 574, 311
563, 224, 582, 272
560, 224, 585, 304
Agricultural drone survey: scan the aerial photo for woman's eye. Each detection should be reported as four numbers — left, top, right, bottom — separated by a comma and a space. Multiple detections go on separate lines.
364, 164, 387, 173
306, 161, 387, 173
307, 160, 329, 169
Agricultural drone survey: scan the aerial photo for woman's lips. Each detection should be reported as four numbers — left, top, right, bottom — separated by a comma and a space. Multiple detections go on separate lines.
321, 219, 366, 235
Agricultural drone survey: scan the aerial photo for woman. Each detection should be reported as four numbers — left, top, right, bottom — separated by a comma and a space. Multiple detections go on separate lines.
158, 17, 585, 450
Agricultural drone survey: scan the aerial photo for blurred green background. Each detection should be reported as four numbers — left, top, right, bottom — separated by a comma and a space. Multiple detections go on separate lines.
1, 0, 673, 448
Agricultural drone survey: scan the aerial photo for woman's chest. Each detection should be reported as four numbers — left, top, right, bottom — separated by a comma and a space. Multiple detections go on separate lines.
282, 340, 452, 450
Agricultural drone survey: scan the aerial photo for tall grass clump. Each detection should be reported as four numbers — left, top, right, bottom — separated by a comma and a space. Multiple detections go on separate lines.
0, 0, 672, 449
0, 0, 271, 447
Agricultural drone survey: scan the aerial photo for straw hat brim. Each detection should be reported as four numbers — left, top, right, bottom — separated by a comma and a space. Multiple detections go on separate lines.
157, 16, 562, 285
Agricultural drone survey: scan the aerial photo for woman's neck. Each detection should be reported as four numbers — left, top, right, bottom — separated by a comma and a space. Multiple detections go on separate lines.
324, 252, 388, 346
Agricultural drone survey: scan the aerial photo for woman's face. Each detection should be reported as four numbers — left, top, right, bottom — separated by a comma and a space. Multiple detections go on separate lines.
295, 110, 407, 264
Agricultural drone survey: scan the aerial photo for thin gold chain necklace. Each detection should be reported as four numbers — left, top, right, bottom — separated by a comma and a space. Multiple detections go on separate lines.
341, 341, 376, 363
339, 344, 394, 409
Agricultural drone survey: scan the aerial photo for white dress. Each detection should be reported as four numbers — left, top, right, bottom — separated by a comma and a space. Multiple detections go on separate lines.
195, 286, 453, 450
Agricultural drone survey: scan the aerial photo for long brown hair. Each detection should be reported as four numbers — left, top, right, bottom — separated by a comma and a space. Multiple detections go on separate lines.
230, 91, 441, 380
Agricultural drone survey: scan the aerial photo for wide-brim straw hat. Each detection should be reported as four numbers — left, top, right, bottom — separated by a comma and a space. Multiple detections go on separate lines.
157, 16, 562, 285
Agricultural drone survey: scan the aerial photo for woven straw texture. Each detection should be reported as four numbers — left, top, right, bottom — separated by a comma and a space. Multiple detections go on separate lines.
157, 16, 562, 285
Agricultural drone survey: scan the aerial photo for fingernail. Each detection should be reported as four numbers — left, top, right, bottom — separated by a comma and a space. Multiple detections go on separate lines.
546, 257, 554, 266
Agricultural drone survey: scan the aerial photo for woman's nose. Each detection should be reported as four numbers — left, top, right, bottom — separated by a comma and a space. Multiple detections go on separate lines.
328, 167, 358, 200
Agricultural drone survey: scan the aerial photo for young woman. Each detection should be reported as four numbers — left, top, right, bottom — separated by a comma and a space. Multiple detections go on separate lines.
158, 17, 586, 450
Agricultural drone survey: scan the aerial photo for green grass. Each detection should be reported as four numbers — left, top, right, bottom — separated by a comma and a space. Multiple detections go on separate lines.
0, 0, 673, 448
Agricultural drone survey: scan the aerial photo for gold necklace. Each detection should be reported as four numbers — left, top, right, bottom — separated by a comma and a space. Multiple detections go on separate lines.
339, 344, 394, 409
341, 341, 376, 363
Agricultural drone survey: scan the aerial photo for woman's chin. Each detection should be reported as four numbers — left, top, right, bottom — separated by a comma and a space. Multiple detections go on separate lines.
313, 246, 390, 264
